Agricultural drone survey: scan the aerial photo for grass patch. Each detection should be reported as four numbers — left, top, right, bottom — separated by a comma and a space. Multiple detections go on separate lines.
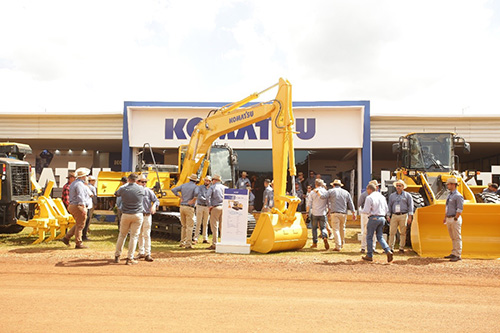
0, 221, 418, 258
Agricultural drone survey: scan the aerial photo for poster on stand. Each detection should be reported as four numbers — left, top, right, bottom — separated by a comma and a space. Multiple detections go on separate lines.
216, 188, 250, 254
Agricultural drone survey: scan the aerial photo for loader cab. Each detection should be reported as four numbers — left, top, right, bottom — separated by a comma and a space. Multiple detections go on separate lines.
393, 133, 469, 172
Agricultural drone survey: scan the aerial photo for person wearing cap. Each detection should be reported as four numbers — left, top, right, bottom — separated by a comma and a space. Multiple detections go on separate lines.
387, 179, 414, 253
443, 177, 464, 262
361, 183, 393, 263
206, 174, 227, 250
114, 173, 145, 265
327, 179, 356, 251
237, 171, 251, 190
115, 176, 128, 227
61, 171, 76, 208
172, 174, 199, 249
358, 180, 379, 253
136, 175, 159, 262
262, 179, 274, 212
61, 167, 91, 249
194, 175, 212, 244
483, 183, 499, 194
310, 179, 330, 250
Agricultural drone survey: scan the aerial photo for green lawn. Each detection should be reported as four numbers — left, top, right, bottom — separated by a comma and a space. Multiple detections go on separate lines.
0, 220, 419, 259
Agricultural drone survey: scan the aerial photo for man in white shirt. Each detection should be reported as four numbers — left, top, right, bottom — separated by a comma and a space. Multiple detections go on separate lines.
361, 183, 393, 263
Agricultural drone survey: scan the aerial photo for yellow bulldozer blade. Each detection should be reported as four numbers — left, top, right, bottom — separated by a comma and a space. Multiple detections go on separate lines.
412, 203, 500, 259
249, 212, 308, 254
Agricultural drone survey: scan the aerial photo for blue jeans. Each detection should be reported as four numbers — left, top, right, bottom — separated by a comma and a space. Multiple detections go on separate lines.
311, 215, 328, 244
366, 216, 391, 257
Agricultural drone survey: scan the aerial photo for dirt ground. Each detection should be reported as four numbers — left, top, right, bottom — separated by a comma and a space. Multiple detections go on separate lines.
1, 241, 500, 333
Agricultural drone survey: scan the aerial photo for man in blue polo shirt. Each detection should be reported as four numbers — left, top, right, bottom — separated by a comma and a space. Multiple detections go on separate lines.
443, 177, 464, 262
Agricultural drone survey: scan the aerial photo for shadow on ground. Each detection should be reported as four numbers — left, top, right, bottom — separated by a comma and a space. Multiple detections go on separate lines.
55, 258, 115, 267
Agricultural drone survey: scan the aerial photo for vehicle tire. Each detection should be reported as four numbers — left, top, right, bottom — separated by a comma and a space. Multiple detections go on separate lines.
0, 203, 25, 234
478, 192, 500, 204
406, 192, 425, 246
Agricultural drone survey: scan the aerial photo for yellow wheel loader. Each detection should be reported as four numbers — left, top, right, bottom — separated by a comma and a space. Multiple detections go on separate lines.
98, 78, 307, 253
391, 133, 500, 258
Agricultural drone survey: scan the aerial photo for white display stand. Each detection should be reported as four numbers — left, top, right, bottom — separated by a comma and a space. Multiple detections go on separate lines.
216, 188, 251, 254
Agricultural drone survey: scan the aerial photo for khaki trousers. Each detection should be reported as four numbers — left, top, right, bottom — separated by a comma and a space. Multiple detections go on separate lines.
209, 206, 223, 245
180, 205, 195, 247
389, 214, 408, 249
330, 213, 347, 249
66, 204, 87, 246
115, 213, 143, 259
138, 213, 152, 256
195, 205, 210, 241
446, 217, 462, 257
360, 212, 376, 250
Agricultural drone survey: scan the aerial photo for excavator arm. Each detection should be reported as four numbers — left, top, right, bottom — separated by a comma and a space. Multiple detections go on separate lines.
177, 78, 298, 212
176, 78, 306, 253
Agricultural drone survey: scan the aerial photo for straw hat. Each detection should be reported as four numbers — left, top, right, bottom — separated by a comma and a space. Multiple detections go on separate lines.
331, 179, 343, 187
88, 175, 96, 181
67, 171, 76, 179
446, 177, 458, 185
369, 180, 380, 187
75, 167, 90, 178
189, 174, 198, 181
394, 179, 407, 189
212, 174, 221, 181
204, 175, 212, 181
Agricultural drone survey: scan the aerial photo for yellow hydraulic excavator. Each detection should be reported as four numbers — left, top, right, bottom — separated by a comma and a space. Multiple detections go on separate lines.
98, 78, 307, 253
391, 132, 500, 258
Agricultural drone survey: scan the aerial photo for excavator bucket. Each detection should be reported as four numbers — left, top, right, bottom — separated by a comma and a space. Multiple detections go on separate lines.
412, 203, 500, 258
249, 212, 308, 253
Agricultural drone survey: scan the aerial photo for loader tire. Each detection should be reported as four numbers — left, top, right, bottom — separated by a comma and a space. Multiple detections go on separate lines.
478, 192, 500, 204
406, 192, 425, 247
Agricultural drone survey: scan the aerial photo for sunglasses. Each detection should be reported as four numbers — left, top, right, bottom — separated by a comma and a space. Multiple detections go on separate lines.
139, 180, 147, 184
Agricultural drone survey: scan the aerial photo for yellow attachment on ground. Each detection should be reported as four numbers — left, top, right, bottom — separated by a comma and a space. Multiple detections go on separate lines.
16, 180, 75, 244
249, 212, 308, 254
412, 203, 500, 258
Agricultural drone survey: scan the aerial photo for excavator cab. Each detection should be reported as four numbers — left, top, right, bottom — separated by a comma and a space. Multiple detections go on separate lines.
392, 133, 500, 258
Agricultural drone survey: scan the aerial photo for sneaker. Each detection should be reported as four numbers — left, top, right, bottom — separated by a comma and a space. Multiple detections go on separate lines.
362, 255, 373, 261
136, 253, 146, 259
207, 245, 216, 250
323, 238, 330, 250
360, 249, 366, 253
450, 256, 462, 262
444, 254, 456, 259
75, 244, 88, 249
126, 258, 138, 265
61, 237, 70, 246
310, 243, 318, 249
387, 250, 394, 263
145, 255, 154, 262
114, 256, 120, 263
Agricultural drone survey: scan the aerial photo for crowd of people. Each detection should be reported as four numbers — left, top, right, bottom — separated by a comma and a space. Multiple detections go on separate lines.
57, 168, 466, 265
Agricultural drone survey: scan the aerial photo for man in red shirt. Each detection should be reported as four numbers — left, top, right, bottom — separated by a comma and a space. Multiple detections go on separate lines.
62, 171, 75, 208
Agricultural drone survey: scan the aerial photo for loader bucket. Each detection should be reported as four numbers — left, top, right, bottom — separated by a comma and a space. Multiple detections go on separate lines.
249, 212, 308, 254
97, 171, 130, 197
412, 203, 500, 259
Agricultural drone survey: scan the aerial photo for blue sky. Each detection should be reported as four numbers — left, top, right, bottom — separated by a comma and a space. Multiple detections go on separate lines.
0, 0, 499, 115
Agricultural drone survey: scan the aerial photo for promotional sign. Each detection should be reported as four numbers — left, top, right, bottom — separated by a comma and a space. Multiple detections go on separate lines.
216, 188, 251, 254
127, 106, 365, 149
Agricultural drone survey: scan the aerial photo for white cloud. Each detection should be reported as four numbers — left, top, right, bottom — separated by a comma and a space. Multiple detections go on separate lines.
0, 0, 499, 115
